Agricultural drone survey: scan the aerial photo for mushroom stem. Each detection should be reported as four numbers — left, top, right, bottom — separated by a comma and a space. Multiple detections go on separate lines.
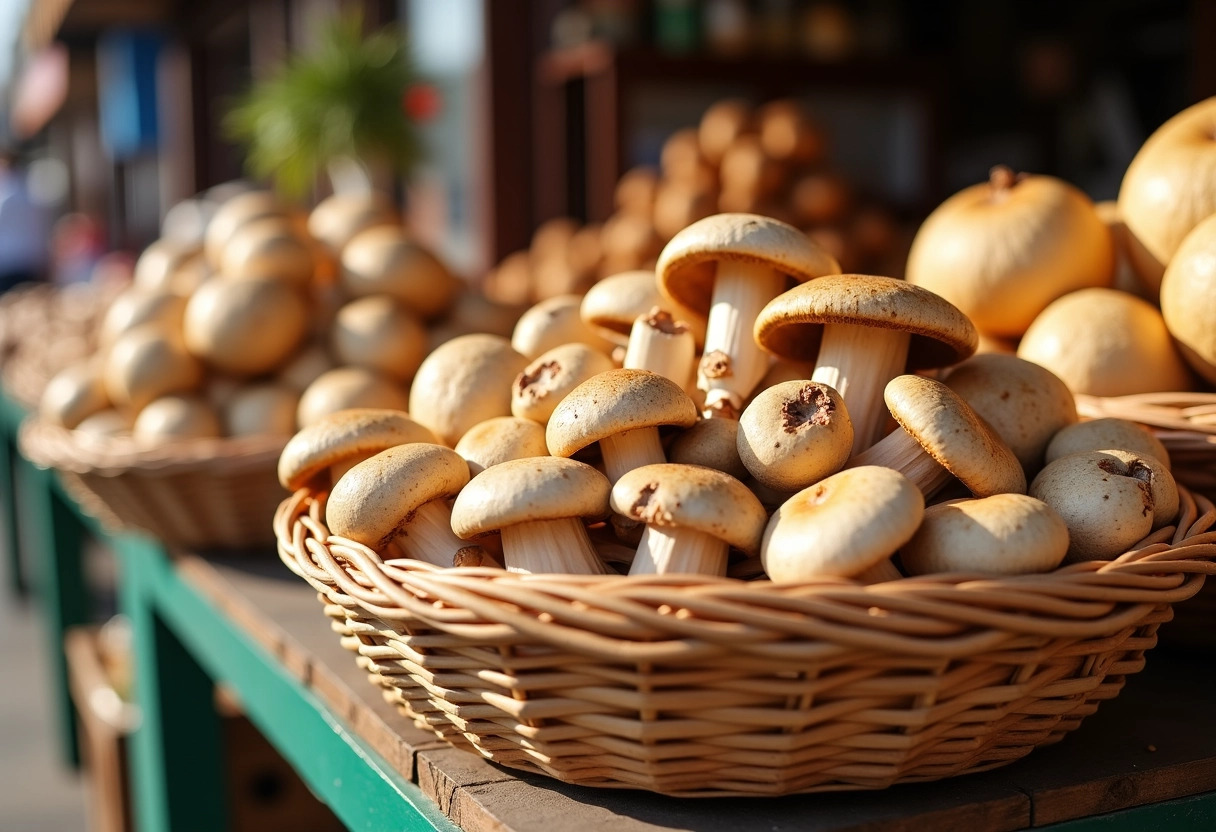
629, 525, 729, 576
853, 558, 902, 584
811, 323, 910, 454
699, 260, 787, 418
396, 499, 468, 566
500, 518, 607, 574
624, 309, 695, 392
599, 426, 666, 484
847, 427, 953, 497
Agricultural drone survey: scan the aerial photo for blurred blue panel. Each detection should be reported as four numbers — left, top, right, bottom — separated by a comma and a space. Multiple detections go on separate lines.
96, 30, 164, 160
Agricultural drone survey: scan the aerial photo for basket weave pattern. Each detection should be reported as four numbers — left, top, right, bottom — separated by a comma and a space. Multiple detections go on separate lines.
21, 418, 285, 549
276, 486, 1216, 797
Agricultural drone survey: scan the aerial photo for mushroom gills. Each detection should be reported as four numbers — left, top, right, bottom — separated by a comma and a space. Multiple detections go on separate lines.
500, 517, 607, 575
395, 500, 469, 566
811, 322, 910, 455
629, 524, 729, 576
848, 427, 953, 497
700, 261, 787, 417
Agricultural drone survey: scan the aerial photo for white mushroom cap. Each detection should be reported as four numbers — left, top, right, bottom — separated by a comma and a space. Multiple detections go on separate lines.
1045, 418, 1170, 470
104, 325, 204, 413
610, 463, 768, 555
307, 192, 398, 255
579, 270, 707, 347
100, 287, 188, 347
737, 380, 853, 492
74, 408, 132, 438
276, 342, 335, 392
453, 416, 549, 477
222, 383, 300, 438
183, 278, 309, 377
668, 418, 749, 481
132, 395, 222, 441
132, 240, 202, 296
1029, 449, 1178, 562
203, 190, 287, 267
326, 443, 469, 550
340, 226, 460, 320
900, 494, 1069, 576
943, 353, 1077, 474
279, 408, 439, 490
512, 342, 615, 425
408, 334, 529, 446
220, 218, 315, 287
761, 466, 924, 583
511, 294, 616, 360
331, 295, 428, 383
41, 362, 110, 429
296, 368, 409, 429
451, 456, 610, 538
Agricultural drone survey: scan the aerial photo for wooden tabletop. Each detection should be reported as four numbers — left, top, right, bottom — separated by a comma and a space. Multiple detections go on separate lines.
180, 554, 1216, 832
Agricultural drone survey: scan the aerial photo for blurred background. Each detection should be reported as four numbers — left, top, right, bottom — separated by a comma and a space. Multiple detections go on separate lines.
0, 0, 1211, 283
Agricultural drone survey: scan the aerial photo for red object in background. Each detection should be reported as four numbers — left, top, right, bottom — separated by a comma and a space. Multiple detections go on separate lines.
403, 83, 442, 122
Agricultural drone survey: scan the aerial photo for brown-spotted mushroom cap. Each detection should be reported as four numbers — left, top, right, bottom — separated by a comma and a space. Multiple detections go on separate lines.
657, 213, 841, 318
901, 494, 1069, 576
612, 463, 768, 575
943, 353, 1078, 474
279, 407, 438, 490
546, 369, 697, 479
326, 443, 469, 552
451, 456, 610, 574
737, 380, 853, 492
1029, 449, 1177, 562
296, 367, 409, 428
454, 416, 549, 477
754, 274, 977, 368
1045, 418, 1170, 470
858, 375, 1025, 498
408, 333, 529, 446
512, 342, 615, 425
580, 270, 707, 347
340, 226, 459, 320
762, 466, 924, 583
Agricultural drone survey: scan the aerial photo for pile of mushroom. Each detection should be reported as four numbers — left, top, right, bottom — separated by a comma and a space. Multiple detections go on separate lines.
278, 205, 1184, 586
481, 97, 907, 307
38, 185, 517, 444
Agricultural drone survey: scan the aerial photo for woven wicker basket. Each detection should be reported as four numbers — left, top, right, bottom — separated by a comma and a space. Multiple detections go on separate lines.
21, 418, 286, 549
275, 484, 1216, 797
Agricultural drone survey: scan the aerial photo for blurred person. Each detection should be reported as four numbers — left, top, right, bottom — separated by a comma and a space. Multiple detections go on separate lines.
49, 212, 105, 285
0, 147, 50, 292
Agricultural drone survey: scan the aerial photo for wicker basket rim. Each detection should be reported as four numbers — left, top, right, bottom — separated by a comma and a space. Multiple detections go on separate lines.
1075, 392, 1216, 437
19, 415, 287, 476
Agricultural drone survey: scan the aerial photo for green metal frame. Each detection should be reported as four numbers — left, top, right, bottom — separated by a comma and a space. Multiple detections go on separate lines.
1044, 792, 1216, 830
0, 388, 28, 598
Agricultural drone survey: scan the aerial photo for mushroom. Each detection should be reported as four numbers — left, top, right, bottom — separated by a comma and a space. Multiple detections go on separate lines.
611, 463, 767, 576
74, 409, 132, 438
579, 270, 707, 348
737, 380, 853, 493
41, 362, 109, 429
451, 456, 610, 574
203, 191, 287, 268
622, 309, 697, 393
653, 183, 717, 241
900, 494, 1069, 576
657, 213, 841, 418
453, 416, 549, 477
132, 395, 222, 441
757, 99, 825, 166
849, 375, 1025, 499
511, 342, 614, 425
278, 408, 439, 491
943, 353, 1078, 475
660, 128, 716, 191
546, 368, 697, 484
719, 135, 783, 201
133, 240, 202, 296
512, 294, 616, 360
790, 172, 852, 227
1017, 287, 1193, 396
1029, 449, 1178, 562
755, 274, 977, 454
276, 342, 335, 392
296, 368, 409, 428
307, 192, 398, 256
104, 325, 204, 413
183, 278, 309, 377
220, 218, 315, 287
1045, 418, 1170, 469
762, 466, 924, 583
340, 227, 460, 320
326, 443, 469, 565
331, 295, 428, 383
1160, 212, 1216, 384
409, 334, 529, 446
698, 99, 752, 166
614, 166, 659, 217
222, 383, 300, 437
99, 287, 188, 347
667, 418, 749, 481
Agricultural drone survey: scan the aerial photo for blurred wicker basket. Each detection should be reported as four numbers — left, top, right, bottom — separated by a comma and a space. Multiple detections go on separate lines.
275, 484, 1216, 797
21, 418, 285, 549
